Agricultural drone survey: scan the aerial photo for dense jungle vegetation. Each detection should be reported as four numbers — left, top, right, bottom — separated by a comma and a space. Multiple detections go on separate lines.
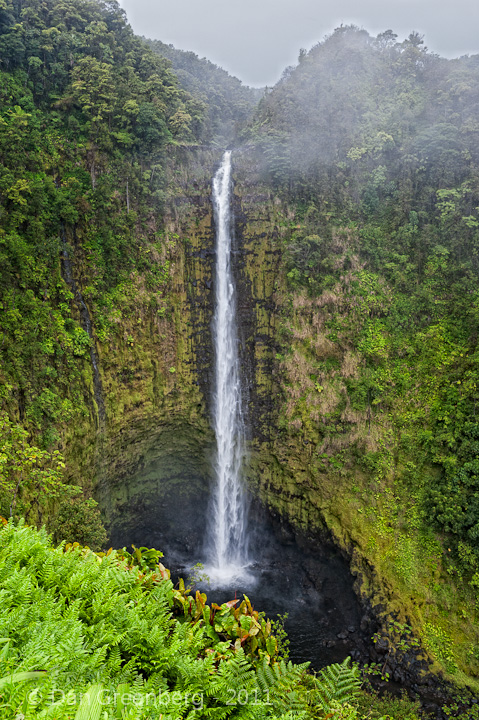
241, 25, 479, 692
145, 38, 263, 146
247, 26, 479, 583
2, 0, 479, 715
0, 0, 222, 536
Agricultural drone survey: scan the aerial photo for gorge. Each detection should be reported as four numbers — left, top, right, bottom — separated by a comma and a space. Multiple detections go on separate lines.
97, 148, 371, 674
2, 2, 479, 717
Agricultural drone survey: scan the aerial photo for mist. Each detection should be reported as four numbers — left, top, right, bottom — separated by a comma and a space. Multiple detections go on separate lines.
239, 25, 479, 200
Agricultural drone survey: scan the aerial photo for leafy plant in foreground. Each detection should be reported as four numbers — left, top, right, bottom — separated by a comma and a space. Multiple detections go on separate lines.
315, 658, 362, 714
0, 521, 379, 720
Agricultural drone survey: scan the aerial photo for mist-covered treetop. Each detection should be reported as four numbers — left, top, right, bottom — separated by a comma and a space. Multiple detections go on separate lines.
247, 24, 479, 189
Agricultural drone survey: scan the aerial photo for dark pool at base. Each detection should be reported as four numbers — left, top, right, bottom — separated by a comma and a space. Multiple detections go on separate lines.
179, 570, 359, 669
106, 493, 371, 670
104, 492, 470, 718
168, 516, 368, 670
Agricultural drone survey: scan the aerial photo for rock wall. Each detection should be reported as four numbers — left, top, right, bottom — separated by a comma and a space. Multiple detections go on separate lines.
61, 150, 220, 556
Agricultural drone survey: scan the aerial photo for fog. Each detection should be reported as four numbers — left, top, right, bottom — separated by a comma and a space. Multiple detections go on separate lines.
118, 0, 479, 87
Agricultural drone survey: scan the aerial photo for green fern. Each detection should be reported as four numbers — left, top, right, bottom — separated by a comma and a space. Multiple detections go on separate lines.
0, 521, 368, 720
315, 657, 361, 713
256, 656, 310, 714
257, 657, 309, 692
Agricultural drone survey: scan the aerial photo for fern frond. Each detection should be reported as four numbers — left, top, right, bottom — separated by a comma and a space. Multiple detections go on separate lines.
315, 657, 361, 712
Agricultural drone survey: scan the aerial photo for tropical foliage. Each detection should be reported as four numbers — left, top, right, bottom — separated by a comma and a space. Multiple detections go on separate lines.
244, 26, 479, 584
2, 1, 479, 711
0, 521, 404, 720
146, 38, 263, 146
0, 0, 206, 451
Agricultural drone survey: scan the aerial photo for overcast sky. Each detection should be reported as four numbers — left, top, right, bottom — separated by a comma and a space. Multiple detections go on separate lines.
118, 0, 479, 87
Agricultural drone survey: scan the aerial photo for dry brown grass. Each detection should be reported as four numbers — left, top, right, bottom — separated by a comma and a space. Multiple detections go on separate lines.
316, 382, 341, 416
316, 289, 340, 308
341, 350, 361, 379
318, 433, 356, 455
292, 291, 313, 311
283, 348, 316, 417
290, 300, 338, 360
313, 332, 337, 359
284, 348, 315, 388
310, 311, 325, 331
292, 324, 312, 341
341, 404, 364, 425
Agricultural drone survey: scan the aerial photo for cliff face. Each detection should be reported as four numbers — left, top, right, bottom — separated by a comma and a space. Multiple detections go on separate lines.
56, 149, 478, 692
81, 152, 281, 560
71, 148, 426, 589
73, 148, 331, 560
83, 151, 284, 560
63, 151, 220, 557
227, 154, 479, 693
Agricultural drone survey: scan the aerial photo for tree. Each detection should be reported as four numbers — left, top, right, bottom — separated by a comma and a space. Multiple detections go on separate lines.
0, 413, 65, 519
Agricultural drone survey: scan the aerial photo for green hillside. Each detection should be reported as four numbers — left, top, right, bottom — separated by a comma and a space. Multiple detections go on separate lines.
235, 25, 479, 690
146, 38, 263, 146
0, 0, 212, 532
244, 25, 479, 587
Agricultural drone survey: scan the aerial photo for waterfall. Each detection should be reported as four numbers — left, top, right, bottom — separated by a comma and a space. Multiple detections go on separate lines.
206, 150, 250, 584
